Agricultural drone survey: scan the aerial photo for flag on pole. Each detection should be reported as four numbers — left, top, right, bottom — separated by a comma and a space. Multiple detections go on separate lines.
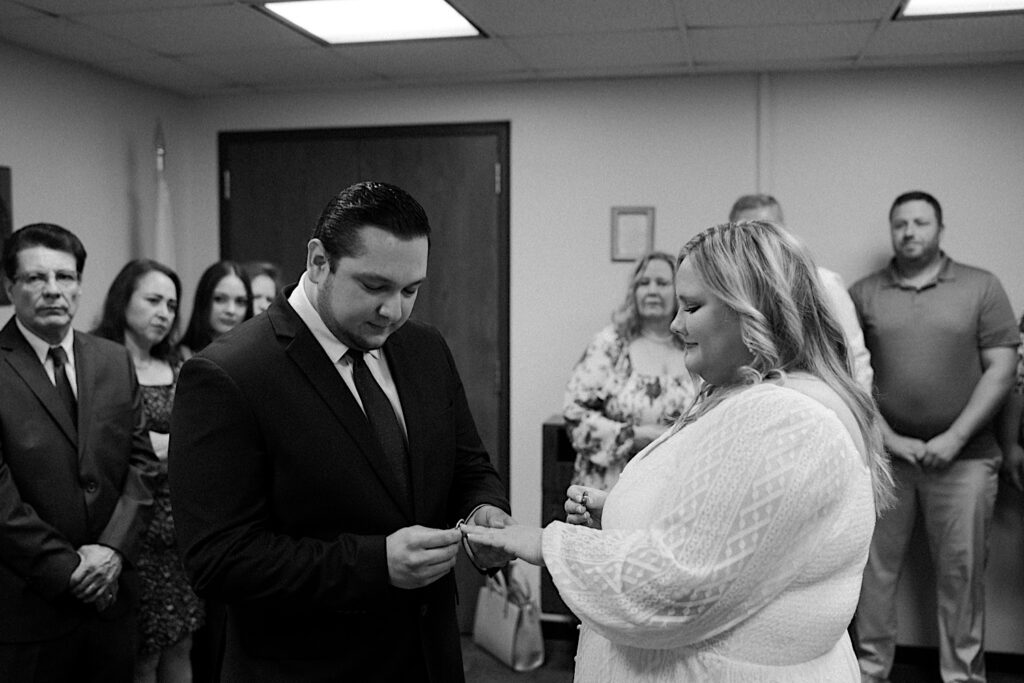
154, 121, 176, 269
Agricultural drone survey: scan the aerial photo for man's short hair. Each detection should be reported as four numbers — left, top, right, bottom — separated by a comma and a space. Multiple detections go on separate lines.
1, 223, 87, 281
729, 194, 784, 223
311, 182, 431, 269
889, 191, 943, 226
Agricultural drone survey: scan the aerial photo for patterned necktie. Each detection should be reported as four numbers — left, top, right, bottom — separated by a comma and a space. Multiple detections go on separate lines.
346, 350, 411, 503
48, 346, 77, 427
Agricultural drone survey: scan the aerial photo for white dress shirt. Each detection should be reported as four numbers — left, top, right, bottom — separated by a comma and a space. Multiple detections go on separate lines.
288, 273, 409, 437
15, 318, 78, 397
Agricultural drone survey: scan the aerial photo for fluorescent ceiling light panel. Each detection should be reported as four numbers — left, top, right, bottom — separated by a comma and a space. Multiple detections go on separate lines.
901, 0, 1024, 16
264, 0, 480, 43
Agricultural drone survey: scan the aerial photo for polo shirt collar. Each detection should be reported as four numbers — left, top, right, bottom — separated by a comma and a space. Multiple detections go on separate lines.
884, 251, 954, 289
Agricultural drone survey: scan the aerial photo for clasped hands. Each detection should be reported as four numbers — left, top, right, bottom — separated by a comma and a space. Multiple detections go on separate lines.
460, 485, 608, 568
886, 429, 965, 470
386, 505, 516, 590
69, 544, 122, 612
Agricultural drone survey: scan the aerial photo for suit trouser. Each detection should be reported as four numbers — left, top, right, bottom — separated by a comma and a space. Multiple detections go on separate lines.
0, 609, 137, 683
853, 456, 999, 683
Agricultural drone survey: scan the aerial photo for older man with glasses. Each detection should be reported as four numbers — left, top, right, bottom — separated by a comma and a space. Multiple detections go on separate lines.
0, 223, 159, 683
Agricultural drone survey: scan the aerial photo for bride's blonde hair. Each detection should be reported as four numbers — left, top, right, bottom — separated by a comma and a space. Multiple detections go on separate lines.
677, 221, 893, 512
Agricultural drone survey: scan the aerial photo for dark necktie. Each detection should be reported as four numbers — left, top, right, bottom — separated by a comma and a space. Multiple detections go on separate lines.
347, 350, 411, 503
48, 346, 77, 428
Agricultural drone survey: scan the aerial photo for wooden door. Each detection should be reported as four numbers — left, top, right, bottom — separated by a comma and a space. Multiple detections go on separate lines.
219, 123, 509, 630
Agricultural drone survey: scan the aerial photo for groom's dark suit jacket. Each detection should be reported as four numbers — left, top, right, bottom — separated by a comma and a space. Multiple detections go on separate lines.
0, 319, 159, 642
169, 291, 509, 682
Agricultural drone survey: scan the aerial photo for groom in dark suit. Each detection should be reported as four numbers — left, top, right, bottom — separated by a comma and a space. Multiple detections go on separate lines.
0, 223, 159, 682
169, 181, 513, 681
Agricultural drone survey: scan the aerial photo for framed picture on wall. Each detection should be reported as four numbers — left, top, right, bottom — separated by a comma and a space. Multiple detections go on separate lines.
0, 166, 11, 305
610, 206, 654, 262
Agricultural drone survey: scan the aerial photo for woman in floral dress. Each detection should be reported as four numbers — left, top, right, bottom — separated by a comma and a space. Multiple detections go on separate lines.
95, 259, 203, 683
564, 251, 696, 490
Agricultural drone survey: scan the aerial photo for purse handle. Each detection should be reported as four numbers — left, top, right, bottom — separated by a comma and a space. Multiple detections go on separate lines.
488, 563, 533, 607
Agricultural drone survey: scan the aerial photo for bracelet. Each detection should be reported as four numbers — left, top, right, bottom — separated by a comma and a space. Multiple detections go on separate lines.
458, 516, 503, 577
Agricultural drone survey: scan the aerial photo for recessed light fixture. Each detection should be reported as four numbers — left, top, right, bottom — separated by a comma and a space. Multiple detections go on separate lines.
899, 0, 1024, 17
263, 0, 480, 44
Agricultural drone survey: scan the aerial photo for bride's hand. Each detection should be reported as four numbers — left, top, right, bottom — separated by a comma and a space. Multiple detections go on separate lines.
564, 485, 606, 529
459, 524, 544, 567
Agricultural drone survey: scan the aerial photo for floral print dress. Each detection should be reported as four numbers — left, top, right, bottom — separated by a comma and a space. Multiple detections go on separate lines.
563, 326, 696, 490
136, 371, 205, 653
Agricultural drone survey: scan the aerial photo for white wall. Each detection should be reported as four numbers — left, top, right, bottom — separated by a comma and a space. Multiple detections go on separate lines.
0, 42, 193, 328
768, 67, 1024, 291
3, 40, 1024, 652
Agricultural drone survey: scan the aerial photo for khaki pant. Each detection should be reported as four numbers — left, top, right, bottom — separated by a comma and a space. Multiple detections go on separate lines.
853, 456, 999, 683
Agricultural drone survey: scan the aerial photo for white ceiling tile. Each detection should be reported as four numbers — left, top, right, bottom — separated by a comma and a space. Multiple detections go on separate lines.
0, 1, 46, 20
862, 14, 1024, 56
454, 0, 679, 36
1, 1, 1021, 96
689, 23, 877, 63
339, 36, 530, 77
96, 55, 231, 95
177, 47, 380, 86
506, 29, 688, 70
0, 15, 158, 63
860, 49, 1024, 67
675, 0, 898, 27
71, 4, 312, 56
18, 0, 228, 14
532, 61, 695, 81
690, 58, 861, 76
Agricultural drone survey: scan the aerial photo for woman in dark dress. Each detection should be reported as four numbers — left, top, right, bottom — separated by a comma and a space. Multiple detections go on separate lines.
95, 259, 203, 683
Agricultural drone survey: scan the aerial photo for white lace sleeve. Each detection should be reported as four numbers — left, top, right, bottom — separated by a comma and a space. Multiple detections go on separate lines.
542, 385, 861, 650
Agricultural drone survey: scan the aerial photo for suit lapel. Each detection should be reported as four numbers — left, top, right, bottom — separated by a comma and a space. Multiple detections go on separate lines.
269, 298, 414, 519
0, 320, 78, 447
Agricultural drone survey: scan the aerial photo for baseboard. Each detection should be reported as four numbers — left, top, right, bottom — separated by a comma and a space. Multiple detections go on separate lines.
532, 632, 1024, 673
895, 645, 1024, 673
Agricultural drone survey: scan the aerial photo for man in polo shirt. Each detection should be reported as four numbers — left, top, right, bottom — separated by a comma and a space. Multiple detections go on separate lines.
850, 191, 1018, 683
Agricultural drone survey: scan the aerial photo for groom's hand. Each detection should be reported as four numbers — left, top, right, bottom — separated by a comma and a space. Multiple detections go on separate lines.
464, 505, 516, 569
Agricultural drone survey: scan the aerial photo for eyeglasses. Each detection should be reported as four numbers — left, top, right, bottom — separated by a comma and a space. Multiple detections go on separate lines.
13, 270, 81, 291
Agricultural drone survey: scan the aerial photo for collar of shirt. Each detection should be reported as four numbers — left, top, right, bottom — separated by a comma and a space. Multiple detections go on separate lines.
287, 273, 407, 433
287, 272, 384, 366
15, 317, 75, 368
884, 251, 955, 289
15, 318, 77, 395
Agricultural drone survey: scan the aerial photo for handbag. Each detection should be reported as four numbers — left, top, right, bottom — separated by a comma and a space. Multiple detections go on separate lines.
472, 563, 545, 671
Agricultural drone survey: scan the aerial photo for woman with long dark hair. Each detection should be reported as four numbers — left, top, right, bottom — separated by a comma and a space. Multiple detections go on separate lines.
95, 259, 204, 683
180, 261, 252, 356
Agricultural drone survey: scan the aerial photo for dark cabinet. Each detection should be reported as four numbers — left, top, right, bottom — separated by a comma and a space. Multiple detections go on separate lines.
541, 415, 575, 617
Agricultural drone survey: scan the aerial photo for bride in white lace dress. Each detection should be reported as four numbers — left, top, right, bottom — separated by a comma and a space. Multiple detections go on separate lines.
464, 221, 893, 682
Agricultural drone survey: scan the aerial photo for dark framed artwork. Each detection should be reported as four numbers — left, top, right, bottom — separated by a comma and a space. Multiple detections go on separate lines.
0, 166, 11, 305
